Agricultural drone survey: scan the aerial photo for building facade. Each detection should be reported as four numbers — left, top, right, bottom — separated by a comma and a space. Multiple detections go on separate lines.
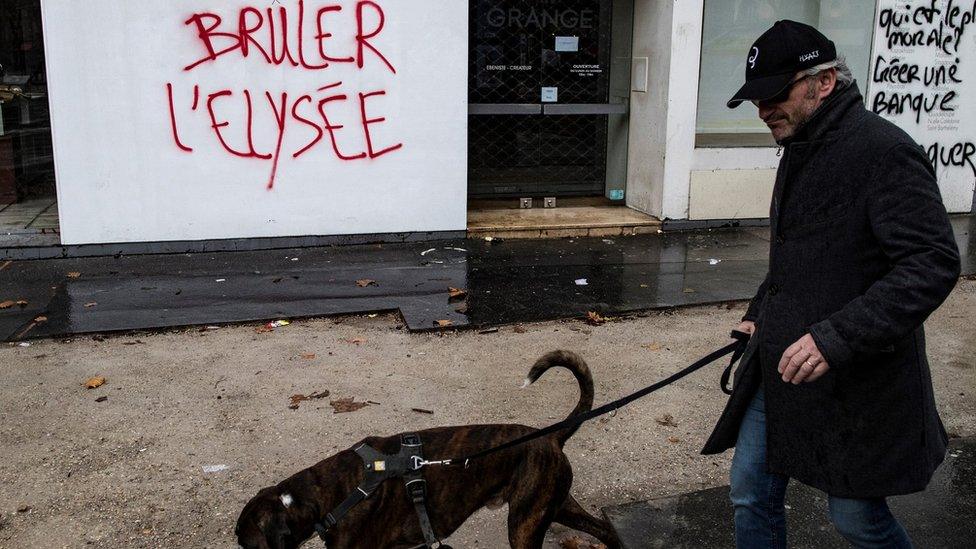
0, 0, 973, 249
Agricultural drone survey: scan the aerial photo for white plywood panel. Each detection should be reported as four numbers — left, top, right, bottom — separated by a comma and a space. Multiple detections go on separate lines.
689, 169, 776, 220
41, 0, 468, 244
867, 0, 976, 213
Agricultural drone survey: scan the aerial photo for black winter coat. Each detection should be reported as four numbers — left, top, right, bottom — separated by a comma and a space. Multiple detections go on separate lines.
702, 83, 962, 498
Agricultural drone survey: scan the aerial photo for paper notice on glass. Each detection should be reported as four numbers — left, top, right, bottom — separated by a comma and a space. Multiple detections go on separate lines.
555, 36, 579, 52
541, 87, 558, 103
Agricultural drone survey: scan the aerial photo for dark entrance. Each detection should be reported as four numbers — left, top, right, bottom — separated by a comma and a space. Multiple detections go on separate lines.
468, 0, 624, 199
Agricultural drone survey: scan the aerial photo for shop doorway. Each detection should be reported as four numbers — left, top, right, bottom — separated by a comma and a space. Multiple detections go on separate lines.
468, 0, 632, 200
0, 0, 58, 241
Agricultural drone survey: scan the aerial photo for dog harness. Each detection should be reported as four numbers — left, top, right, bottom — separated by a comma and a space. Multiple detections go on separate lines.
313, 433, 451, 549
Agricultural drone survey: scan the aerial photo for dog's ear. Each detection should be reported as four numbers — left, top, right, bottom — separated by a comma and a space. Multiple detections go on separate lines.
266, 512, 292, 549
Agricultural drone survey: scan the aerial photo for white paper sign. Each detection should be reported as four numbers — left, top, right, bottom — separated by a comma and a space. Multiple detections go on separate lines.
867, 0, 976, 212
555, 36, 580, 52
541, 87, 559, 103
41, 0, 469, 244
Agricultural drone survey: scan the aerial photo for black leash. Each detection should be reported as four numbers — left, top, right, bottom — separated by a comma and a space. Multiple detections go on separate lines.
429, 330, 751, 468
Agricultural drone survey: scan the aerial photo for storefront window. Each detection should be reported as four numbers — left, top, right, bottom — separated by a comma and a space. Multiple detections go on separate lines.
696, 0, 876, 147
1, 0, 57, 232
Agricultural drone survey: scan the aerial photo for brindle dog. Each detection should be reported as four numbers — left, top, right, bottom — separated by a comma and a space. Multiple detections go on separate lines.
236, 350, 621, 549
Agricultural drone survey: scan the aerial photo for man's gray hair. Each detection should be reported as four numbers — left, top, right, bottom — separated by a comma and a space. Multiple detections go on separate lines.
803, 55, 854, 85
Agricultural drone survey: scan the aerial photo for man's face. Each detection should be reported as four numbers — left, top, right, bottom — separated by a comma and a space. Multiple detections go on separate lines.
753, 72, 823, 143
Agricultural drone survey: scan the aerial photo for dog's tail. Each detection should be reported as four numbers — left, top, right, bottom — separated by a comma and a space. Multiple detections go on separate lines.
522, 350, 595, 447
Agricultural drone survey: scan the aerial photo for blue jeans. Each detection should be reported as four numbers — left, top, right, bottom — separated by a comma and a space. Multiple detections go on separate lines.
730, 389, 913, 548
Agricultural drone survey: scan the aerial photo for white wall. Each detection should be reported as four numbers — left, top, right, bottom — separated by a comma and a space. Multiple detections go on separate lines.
42, 0, 468, 245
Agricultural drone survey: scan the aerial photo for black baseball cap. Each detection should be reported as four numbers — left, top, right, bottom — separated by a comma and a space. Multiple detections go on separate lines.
727, 20, 837, 108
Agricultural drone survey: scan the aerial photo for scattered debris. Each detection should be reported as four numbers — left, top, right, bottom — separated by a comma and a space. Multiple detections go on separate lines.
67, 272, 82, 279
202, 464, 229, 474
478, 328, 499, 334
367, 314, 378, 318
85, 376, 107, 389
420, 248, 437, 256
199, 326, 221, 332
300, 353, 316, 360
256, 320, 291, 333
16, 505, 30, 514
289, 391, 331, 410
330, 397, 369, 414
215, 279, 226, 283
640, 284, 649, 288
32, 316, 48, 323
642, 343, 663, 351
17, 342, 31, 348
356, 279, 378, 288
655, 414, 678, 428
434, 320, 453, 328
343, 337, 366, 345
586, 311, 606, 326
95, 396, 108, 403
709, 258, 722, 265
122, 340, 146, 346
483, 236, 494, 242
668, 436, 682, 444
290, 257, 299, 262
92, 335, 106, 342
513, 325, 527, 334
682, 288, 696, 294
411, 408, 434, 415
448, 287, 467, 300
575, 278, 588, 286
0, 300, 28, 309
84, 302, 98, 308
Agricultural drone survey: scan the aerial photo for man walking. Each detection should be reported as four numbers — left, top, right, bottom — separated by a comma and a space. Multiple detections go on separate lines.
702, 21, 961, 548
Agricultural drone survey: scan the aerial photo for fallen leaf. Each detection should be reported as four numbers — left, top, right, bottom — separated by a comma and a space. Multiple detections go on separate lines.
34, 316, 48, 323
254, 325, 273, 334
85, 376, 106, 389
586, 311, 606, 326
642, 343, 663, 351
0, 300, 28, 309
67, 272, 81, 279
84, 302, 98, 308
356, 279, 377, 288
343, 337, 366, 345
434, 320, 453, 327
288, 390, 331, 409
300, 353, 316, 360
330, 397, 369, 414
448, 287, 467, 300
513, 325, 527, 334
656, 414, 678, 428
668, 436, 682, 444
454, 303, 469, 315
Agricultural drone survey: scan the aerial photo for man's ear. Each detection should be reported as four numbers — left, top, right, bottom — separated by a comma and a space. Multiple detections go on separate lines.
817, 68, 838, 99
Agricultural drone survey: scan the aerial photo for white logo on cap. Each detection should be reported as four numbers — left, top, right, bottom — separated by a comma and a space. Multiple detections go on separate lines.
799, 50, 820, 62
749, 47, 759, 69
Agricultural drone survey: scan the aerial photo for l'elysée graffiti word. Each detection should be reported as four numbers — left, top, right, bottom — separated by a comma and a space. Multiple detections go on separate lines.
166, 0, 403, 190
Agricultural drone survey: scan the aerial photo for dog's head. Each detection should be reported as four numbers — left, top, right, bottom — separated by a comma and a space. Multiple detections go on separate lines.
236, 486, 303, 549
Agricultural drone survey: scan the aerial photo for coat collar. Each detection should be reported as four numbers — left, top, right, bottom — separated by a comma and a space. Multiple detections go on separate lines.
782, 81, 864, 145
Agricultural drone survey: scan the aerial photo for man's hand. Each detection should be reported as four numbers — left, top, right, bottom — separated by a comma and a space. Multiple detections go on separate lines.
736, 320, 756, 336
778, 334, 830, 384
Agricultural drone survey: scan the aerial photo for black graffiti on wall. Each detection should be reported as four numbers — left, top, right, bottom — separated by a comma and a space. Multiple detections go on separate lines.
871, 0, 976, 175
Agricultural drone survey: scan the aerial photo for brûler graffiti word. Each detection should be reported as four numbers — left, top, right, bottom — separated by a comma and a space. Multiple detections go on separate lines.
166, 1, 403, 190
